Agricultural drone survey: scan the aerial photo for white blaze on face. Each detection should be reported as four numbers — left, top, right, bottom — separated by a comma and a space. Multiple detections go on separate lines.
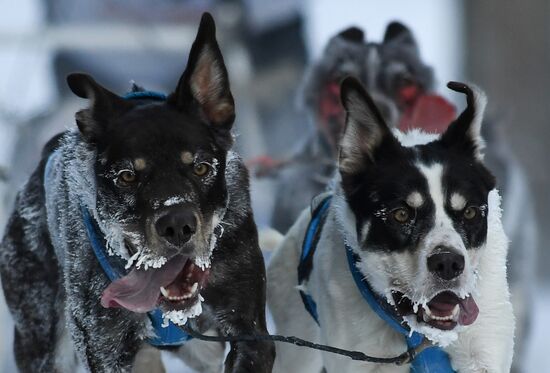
417, 163, 465, 254
415, 163, 479, 301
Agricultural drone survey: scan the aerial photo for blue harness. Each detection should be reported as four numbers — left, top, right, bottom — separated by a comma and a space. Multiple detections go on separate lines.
298, 196, 456, 372
44, 90, 192, 347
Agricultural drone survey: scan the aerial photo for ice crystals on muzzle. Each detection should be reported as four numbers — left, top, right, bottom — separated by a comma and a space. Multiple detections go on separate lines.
392, 290, 479, 331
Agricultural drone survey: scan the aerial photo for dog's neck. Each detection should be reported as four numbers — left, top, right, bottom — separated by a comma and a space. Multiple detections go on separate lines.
330, 178, 360, 252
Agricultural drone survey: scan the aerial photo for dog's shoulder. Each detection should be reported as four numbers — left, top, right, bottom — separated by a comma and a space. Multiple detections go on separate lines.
223, 151, 252, 226
9, 131, 70, 216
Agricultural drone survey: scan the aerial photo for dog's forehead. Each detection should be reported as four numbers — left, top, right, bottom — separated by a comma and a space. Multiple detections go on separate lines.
415, 162, 447, 209
370, 149, 430, 200
413, 141, 493, 202
412, 159, 465, 210
105, 104, 219, 163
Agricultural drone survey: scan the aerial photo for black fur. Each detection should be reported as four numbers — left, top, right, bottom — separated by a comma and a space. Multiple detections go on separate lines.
0, 12, 274, 372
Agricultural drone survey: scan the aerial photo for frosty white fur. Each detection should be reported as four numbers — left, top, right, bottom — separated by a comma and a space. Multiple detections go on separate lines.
43, 132, 235, 362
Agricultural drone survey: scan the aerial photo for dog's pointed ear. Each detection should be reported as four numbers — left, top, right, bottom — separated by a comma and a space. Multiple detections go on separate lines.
169, 13, 235, 132
337, 26, 365, 44
440, 82, 487, 160
383, 21, 418, 51
339, 77, 400, 174
67, 73, 132, 142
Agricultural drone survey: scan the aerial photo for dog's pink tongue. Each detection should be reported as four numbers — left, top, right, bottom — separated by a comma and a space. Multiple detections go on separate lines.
399, 94, 457, 133
458, 296, 479, 326
100, 255, 187, 313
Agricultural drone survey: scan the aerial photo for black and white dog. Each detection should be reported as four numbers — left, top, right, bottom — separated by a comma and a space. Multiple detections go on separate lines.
0, 13, 274, 372
267, 77, 514, 372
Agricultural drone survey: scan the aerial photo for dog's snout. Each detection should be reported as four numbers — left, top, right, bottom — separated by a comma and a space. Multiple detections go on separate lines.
155, 210, 197, 246
427, 249, 465, 281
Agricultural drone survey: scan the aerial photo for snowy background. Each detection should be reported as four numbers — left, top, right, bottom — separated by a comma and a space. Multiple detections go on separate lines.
0, 0, 548, 372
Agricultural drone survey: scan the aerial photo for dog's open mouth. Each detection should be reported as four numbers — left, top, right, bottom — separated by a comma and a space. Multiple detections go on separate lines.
158, 259, 209, 310
392, 291, 479, 331
100, 255, 209, 314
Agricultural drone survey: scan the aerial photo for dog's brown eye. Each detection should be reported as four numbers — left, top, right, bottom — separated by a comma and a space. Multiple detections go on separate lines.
464, 206, 477, 220
393, 208, 410, 223
117, 170, 137, 185
193, 163, 210, 177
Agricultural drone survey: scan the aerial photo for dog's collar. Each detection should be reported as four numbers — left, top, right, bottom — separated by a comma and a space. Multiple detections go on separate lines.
299, 195, 456, 372
123, 91, 167, 101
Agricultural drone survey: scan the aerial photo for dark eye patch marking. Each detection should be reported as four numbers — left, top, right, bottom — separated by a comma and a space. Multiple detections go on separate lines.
441, 165, 493, 250
343, 148, 435, 253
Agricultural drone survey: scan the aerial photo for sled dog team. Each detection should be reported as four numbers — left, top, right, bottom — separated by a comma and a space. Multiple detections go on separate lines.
0, 12, 515, 373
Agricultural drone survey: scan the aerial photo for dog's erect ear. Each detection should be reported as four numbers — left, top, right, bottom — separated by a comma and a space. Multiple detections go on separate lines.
337, 26, 365, 44
170, 13, 235, 132
67, 73, 132, 142
383, 21, 418, 51
339, 77, 399, 174
440, 82, 487, 160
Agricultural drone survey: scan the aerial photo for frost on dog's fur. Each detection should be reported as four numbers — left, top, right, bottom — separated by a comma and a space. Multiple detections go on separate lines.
162, 294, 204, 327
47, 134, 170, 271
2, 12, 275, 373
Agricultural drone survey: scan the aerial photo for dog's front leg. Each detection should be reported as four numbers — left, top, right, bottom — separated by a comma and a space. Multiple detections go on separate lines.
66, 292, 145, 372
205, 254, 275, 371
65, 260, 145, 372
207, 296, 275, 372
217, 315, 275, 373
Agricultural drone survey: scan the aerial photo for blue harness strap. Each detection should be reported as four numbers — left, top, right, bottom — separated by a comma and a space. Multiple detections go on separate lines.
298, 195, 456, 372
297, 196, 332, 325
123, 91, 167, 101
45, 89, 192, 347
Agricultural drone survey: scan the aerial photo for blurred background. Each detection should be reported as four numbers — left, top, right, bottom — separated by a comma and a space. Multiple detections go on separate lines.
0, 0, 547, 371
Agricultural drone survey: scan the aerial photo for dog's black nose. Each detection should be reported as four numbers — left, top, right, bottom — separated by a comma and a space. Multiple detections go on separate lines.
427, 250, 465, 280
155, 210, 197, 246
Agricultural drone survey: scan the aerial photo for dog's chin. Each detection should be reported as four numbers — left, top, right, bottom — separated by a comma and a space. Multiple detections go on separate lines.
392, 290, 479, 332
158, 257, 210, 311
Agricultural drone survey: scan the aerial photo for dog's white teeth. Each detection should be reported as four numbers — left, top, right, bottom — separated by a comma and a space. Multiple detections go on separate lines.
423, 305, 456, 322
452, 304, 460, 320
182, 292, 193, 300
423, 311, 431, 323
160, 282, 199, 302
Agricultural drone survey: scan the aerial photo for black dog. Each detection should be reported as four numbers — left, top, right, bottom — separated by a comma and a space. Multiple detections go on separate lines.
0, 13, 274, 372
